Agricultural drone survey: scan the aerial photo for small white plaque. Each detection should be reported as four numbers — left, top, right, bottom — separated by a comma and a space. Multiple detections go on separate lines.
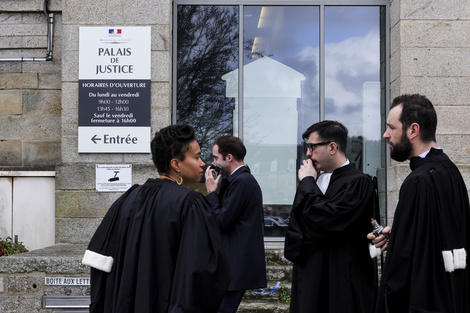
44, 277, 91, 286
96, 164, 132, 192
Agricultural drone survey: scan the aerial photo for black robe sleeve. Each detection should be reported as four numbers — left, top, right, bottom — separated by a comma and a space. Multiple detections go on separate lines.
379, 164, 470, 313
296, 176, 375, 237
169, 194, 231, 312
285, 172, 375, 263
379, 174, 432, 312
83, 184, 140, 313
83, 181, 230, 313
285, 166, 377, 313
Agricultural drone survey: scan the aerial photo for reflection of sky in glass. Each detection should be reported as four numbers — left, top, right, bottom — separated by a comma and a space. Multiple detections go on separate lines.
242, 6, 320, 205
325, 6, 381, 140
240, 5, 382, 199
242, 6, 381, 142
244, 6, 319, 67
244, 6, 320, 144
325, 6, 381, 41
176, 4, 384, 215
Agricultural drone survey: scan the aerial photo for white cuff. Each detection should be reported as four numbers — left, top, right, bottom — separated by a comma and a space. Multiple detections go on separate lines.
82, 249, 114, 273
442, 249, 467, 272
369, 244, 382, 259
442, 250, 454, 272
453, 248, 467, 270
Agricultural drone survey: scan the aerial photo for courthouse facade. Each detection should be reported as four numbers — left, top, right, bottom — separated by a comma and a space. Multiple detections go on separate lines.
1, 0, 470, 250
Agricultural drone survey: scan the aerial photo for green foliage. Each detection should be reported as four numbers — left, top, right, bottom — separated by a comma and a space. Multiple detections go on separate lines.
266, 260, 279, 266
0, 237, 28, 256
278, 288, 291, 304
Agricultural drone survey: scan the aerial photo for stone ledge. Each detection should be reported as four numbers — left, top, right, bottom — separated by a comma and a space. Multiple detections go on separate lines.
238, 301, 290, 313
0, 244, 88, 274
0, 242, 289, 274
0, 243, 291, 311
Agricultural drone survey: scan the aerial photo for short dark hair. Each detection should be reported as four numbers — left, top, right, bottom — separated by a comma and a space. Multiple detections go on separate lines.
151, 124, 195, 174
213, 136, 246, 161
302, 120, 348, 153
391, 94, 437, 143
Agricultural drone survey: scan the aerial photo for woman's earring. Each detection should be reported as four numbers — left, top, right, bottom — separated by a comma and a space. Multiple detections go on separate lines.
176, 171, 183, 185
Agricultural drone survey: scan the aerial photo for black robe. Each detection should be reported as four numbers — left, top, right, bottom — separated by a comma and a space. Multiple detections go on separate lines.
376, 148, 470, 313
82, 179, 230, 313
284, 163, 376, 313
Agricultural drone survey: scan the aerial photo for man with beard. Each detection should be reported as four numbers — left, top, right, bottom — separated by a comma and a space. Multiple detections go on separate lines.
368, 94, 470, 313
284, 120, 376, 313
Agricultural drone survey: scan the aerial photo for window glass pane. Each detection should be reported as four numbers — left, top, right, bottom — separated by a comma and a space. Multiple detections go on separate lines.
240, 6, 319, 236
176, 5, 239, 162
175, 4, 386, 239
325, 6, 381, 176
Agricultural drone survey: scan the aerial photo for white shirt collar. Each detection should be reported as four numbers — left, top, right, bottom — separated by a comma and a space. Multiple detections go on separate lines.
317, 159, 350, 194
418, 148, 441, 158
231, 164, 245, 176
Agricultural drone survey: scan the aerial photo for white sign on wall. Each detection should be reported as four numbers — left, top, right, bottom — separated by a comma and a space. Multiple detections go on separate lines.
45, 277, 91, 286
78, 27, 151, 153
96, 164, 132, 192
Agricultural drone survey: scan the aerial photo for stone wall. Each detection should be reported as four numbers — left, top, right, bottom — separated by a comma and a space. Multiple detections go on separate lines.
387, 0, 470, 224
0, 0, 172, 244
0, 244, 89, 312
0, 243, 292, 312
2, 0, 470, 245
2, 0, 470, 311
0, 0, 62, 171
56, 0, 172, 244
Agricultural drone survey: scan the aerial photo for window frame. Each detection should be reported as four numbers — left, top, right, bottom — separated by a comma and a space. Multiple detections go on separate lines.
172, 0, 390, 135
172, 0, 391, 238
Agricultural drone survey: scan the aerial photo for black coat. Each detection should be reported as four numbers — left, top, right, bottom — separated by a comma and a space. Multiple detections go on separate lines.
285, 163, 376, 313
83, 179, 230, 313
206, 165, 267, 290
376, 148, 470, 313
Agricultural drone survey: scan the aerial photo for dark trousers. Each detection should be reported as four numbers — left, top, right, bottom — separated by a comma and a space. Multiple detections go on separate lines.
218, 289, 246, 313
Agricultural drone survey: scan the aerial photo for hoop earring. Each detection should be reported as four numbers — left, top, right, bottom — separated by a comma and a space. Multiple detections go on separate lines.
176, 172, 183, 185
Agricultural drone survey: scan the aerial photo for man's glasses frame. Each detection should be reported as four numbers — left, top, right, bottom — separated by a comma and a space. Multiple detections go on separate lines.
305, 141, 332, 152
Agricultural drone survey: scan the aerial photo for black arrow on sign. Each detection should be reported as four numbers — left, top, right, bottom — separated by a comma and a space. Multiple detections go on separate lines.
91, 135, 102, 144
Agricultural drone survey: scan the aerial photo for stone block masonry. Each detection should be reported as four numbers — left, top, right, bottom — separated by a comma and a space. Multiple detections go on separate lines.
0, 9, 62, 171
0, 244, 90, 312
0, 243, 292, 313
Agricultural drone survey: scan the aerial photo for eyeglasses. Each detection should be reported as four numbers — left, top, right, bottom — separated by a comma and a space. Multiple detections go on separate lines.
305, 141, 332, 152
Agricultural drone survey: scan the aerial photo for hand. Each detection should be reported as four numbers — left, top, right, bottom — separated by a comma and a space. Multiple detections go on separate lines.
367, 226, 391, 252
298, 158, 317, 181
205, 167, 221, 194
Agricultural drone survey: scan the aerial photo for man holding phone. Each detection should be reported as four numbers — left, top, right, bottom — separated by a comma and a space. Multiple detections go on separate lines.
205, 135, 267, 313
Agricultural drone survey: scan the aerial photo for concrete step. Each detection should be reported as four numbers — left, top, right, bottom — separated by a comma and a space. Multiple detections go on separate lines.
244, 282, 292, 302
266, 264, 292, 283
238, 301, 290, 313
264, 243, 290, 266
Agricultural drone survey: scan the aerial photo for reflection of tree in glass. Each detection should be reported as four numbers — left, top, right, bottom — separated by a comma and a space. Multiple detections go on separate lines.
176, 6, 239, 162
